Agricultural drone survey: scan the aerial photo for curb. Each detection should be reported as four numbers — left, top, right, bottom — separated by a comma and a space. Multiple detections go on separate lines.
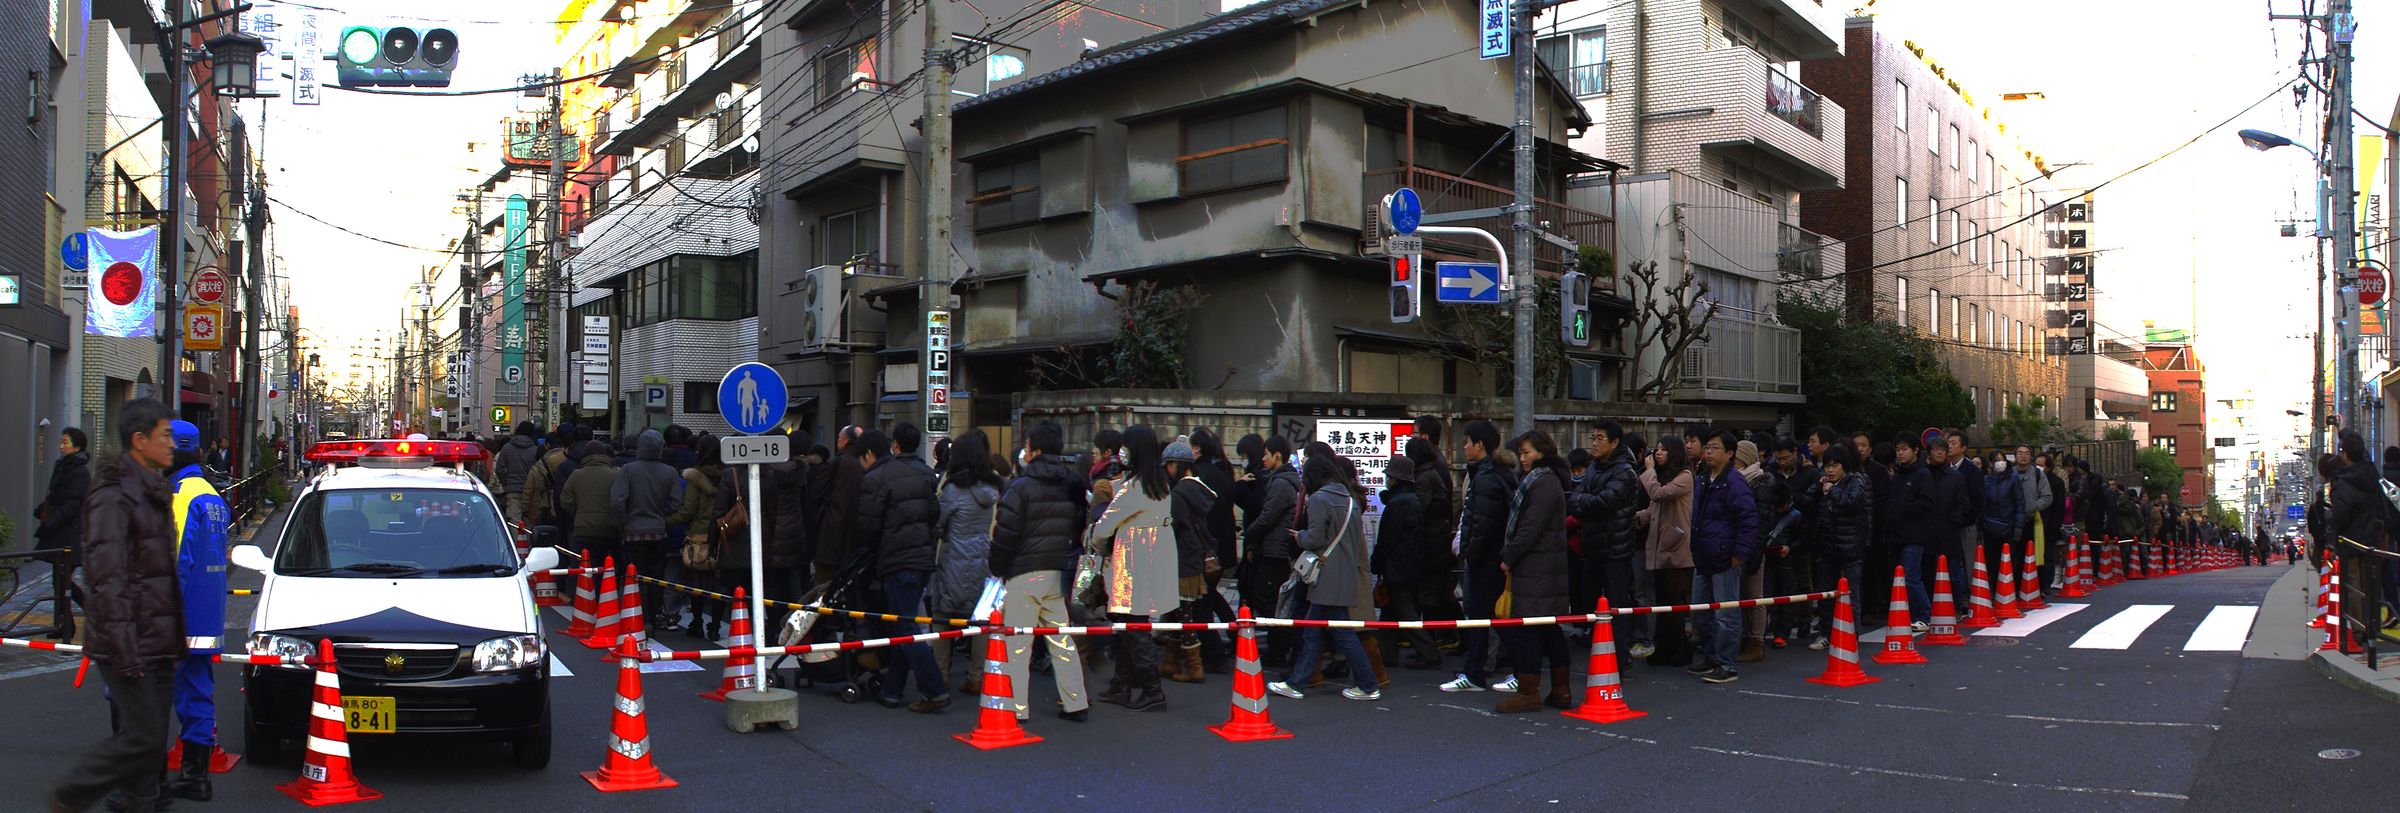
2308, 648, 2400, 706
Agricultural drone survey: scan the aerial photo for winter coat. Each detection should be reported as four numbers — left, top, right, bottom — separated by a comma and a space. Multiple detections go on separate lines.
2329, 460, 2391, 550
1461, 457, 1519, 568
1240, 464, 1306, 561
813, 453, 866, 571
1197, 458, 1239, 566
1883, 462, 1941, 552
664, 462, 724, 546
1929, 463, 1973, 531
522, 447, 569, 525
1369, 481, 1426, 584
931, 478, 1001, 616
35, 450, 90, 555
2041, 467, 2068, 542
1981, 469, 2025, 540
1950, 458, 1987, 528
1087, 479, 1178, 617
1170, 475, 1217, 580
1499, 467, 1572, 616
609, 431, 681, 543
1813, 472, 1874, 561
855, 455, 941, 575
1415, 450, 1457, 564
1638, 468, 1695, 570
990, 455, 1088, 578
494, 434, 541, 494
1297, 484, 1371, 612
767, 458, 813, 569
1567, 447, 1645, 562
1776, 462, 1822, 550
81, 455, 183, 675
1689, 466, 1760, 575
558, 453, 623, 541
2018, 465, 2053, 523
2110, 489, 2145, 539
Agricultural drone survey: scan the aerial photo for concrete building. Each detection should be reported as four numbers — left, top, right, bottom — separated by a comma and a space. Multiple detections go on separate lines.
2140, 342, 2211, 508
463, 164, 547, 436
4, 0, 77, 546
1800, 16, 2069, 431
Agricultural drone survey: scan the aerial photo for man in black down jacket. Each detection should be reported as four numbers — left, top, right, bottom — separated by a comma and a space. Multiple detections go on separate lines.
1442, 420, 1519, 693
1239, 436, 1304, 665
1370, 455, 1444, 668
852, 424, 948, 710
989, 422, 1091, 721
1568, 421, 1644, 653
494, 421, 543, 526
35, 427, 92, 640
47, 399, 182, 812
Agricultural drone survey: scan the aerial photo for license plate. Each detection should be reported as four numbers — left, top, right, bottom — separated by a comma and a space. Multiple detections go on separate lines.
343, 696, 395, 734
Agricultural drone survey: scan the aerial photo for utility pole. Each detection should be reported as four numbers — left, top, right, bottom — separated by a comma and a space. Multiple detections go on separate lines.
158, 2, 189, 398
920, 2, 954, 456
2328, 1, 2361, 440
545, 68, 568, 429
464, 190, 483, 431
1508, 0, 1538, 434
242, 185, 267, 476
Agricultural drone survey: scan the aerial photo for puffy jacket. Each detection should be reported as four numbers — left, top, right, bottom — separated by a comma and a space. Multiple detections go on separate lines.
1197, 458, 1239, 566
2110, 488, 2145, 539
1689, 466, 1759, 575
35, 450, 90, 553
521, 447, 569, 525
1460, 457, 1518, 568
1950, 458, 1987, 528
1776, 461, 1821, 551
768, 458, 813, 569
1567, 447, 1644, 561
494, 434, 541, 494
931, 478, 1001, 615
991, 454, 1088, 578
1369, 481, 1426, 584
610, 431, 681, 542
1930, 463, 1974, 531
1883, 462, 1940, 552
1240, 464, 1305, 561
813, 453, 866, 570
2329, 460, 2390, 550
81, 455, 183, 675
1170, 475, 1217, 580
1813, 472, 1874, 560
855, 454, 941, 575
1980, 470, 2024, 539
1414, 450, 1456, 564
664, 463, 724, 546
1499, 467, 1572, 616
559, 452, 623, 541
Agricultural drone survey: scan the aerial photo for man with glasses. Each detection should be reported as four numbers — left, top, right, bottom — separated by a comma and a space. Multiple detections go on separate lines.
1686, 431, 1758, 684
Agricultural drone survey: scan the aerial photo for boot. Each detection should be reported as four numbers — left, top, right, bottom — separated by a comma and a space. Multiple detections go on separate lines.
1167, 640, 1205, 684
1494, 672, 1543, 713
1544, 666, 1574, 709
1738, 636, 1766, 664
170, 741, 212, 801
1358, 635, 1391, 688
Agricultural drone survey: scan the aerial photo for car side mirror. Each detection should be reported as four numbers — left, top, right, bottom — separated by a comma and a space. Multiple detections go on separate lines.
523, 546, 560, 573
230, 545, 272, 574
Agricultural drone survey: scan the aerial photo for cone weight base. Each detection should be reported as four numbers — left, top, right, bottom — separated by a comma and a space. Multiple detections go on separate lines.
1560, 702, 1647, 724
278, 778, 384, 807
1806, 669, 1883, 688
725, 687, 799, 733
1207, 719, 1296, 741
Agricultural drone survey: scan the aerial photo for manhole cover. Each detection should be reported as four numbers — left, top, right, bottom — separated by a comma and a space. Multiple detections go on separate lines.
2318, 748, 2361, 760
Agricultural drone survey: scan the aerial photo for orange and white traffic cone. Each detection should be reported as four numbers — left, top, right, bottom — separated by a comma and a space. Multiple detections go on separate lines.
2320, 560, 2343, 652
1209, 605, 1295, 741
583, 636, 677, 792
614, 565, 650, 656
275, 638, 381, 806
2167, 542, 2182, 576
1923, 556, 1966, 646
955, 606, 1042, 750
1961, 556, 2000, 630
1561, 598, 1645, 724
2018, 547, 2047, 610
581, 562, 624, 649
2100, 540, 2121, 586
564, 553, 599, 638
1809, 578, 1881, 687
2311, 563, 2331, 629
700, 586, 757, 702
2082, 536, 2100, 593
2059, 537, 2089, 598
1993, 544, 2024, 620
1872, 566, 1928, 665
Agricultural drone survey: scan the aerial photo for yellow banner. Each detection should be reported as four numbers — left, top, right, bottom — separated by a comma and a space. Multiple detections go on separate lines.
2360, 134, 2385, 263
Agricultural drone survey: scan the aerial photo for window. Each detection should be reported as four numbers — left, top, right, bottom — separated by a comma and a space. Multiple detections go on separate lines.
273, 489, 512, 575
2000, 240, 2011, 278
1967, 303, 1979, 343
1894, 177, 1909, 227
1894, 81, 1908, 131
1948, 211, 1960, 253
2153, 436, 2178, 455
1896, 277, 1910, 326
1927, 107, 1940, 154
1536, 28, 1607, 97
1928, 195, 1938, 242
820, 206, 880, 265
1966, 140, 1979, 181
2152, 391, 2178, 412
1928, 286, 1941, 334
1949, 296, 1960, 339
1947, 124, 1960, 168
682, 382, 718, 414
1180, 107, 1288, 195
969, 157, 1039, 230
1967, 224, 1977, 262
817, 37, 877, 103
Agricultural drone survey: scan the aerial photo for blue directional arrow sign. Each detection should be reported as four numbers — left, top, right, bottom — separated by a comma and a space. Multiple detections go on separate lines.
718, 362, 788, 436
1434, 261, 1503, 304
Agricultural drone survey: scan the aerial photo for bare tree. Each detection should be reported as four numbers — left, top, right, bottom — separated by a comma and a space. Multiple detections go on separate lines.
1625, 260, 1719, 401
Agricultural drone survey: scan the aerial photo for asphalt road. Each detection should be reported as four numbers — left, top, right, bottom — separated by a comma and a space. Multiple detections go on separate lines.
5, 518, 2394, 811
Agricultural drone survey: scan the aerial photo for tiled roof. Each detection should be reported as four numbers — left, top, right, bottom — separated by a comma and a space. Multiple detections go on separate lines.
953, 0, 1357, 112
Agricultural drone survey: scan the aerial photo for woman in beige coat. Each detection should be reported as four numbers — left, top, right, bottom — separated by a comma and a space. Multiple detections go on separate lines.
1085, 426, 1179, 711
1636, 436, 1695, 667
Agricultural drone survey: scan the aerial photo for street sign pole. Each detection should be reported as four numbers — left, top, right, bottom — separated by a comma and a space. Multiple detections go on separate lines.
717, 360, 788, 688
745, 460, 765, 696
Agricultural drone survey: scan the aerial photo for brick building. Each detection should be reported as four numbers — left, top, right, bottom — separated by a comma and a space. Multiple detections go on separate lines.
2141, 342, 2212, 508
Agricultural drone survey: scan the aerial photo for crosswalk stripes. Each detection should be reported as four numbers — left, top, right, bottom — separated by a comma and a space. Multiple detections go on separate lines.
2070, 605, 2176, 649
1859, 603, 2258, 652
1971, 603, 2089, 637
2180, 606, 2259, 652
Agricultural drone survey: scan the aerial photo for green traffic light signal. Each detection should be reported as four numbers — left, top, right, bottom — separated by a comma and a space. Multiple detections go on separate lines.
339, 26, 379, 64
1572, 312, 1589, 343
335, 25, 458, 88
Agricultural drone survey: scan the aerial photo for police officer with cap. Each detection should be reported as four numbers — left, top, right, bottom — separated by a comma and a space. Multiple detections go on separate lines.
166, 421, 229, 802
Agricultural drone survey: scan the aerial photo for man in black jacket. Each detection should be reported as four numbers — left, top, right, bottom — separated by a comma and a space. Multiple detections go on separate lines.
1371, 455, 1444, 668
1945, 428, 1986, 599
1441, 420, 1519, 693
853, 424, 949, 712
1238, 436, 1304, 666
1888, 433, 1940, 628
1768, 437, 1821, 644
1568, 420, 1645, 654
811, 426, 866, 589
989, 422, 1091, 721
47, 400, 181, 813
35, 427, 91, 641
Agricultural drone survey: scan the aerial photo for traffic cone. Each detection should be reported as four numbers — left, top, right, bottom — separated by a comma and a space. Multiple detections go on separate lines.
1809, 578, 1881, 687
564, 554, 600, 638
275, 638, 381, 806
1209, 606, 1295, 742
955, 606, 1043, 750
2059, 538, 2089, 598
2083, 537, 2100, 593
701, 586, 757, 702
581, 562, 624, 649
2311, 563, 2331, 629
2166, 542, 2181, 576
1961, 556, 2000, 630
2320, 559, 2343, 653
2100, 540, 2121, 586
1993, 544, 2023, 620
1561, 598, 1645, 723
615, 564, 650, 656
1923, 556, 1966, 646
2018, 547, 2047, 610
164, 735, 242, 773
1871, 566, 1928, 665
583, 636, 677, 792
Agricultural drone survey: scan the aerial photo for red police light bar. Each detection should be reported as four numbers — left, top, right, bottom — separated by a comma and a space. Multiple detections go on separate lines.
305, 439, 489, 465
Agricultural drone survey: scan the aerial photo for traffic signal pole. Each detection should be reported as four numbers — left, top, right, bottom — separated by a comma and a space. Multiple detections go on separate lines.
1508, 0, 1538, 435
545, 69, 568, 429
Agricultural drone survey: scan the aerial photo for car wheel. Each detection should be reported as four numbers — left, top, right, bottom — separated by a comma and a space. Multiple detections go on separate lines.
512, 703, 552, 769
244, 703, 286, 766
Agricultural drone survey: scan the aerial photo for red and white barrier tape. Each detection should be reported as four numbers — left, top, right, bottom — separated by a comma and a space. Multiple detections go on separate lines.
0, 636, 308, 666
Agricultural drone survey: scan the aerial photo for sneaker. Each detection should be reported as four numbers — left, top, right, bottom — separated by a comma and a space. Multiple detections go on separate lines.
1341, 686, 1382, 701
1910, 621, 1930, 634
1266, 680, 1305, 700
1438, 675, 1487, 692
1628, 642, 1656, 659
906, 695, 953, 714
1701, 667, 1740, 684
1808, 636, 1829, 651
1770, 636, 1789, 649
1685, 659, 1716, 676
1492, 674, 1520, 692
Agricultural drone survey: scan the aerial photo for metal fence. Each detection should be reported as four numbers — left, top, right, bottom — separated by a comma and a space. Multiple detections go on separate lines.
2335, 536, 2400, 670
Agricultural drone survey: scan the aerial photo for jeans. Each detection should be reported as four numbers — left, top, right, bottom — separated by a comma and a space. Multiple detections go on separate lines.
48, 667, 174, 810
1899, 545, 1931, 623
1690, 568, 1743, 672
1280, 601, 1378, 693
877, 569, 947, 702
1001, 571, 1088, 717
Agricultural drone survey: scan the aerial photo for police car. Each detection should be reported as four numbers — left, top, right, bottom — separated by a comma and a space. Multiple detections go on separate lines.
230, 439, 561, 769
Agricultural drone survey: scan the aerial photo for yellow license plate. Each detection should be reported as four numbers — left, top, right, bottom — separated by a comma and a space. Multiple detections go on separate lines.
343, 696, 395, 734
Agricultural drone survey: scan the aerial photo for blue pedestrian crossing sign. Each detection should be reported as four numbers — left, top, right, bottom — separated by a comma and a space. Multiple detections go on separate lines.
2287, 503, 2306, 520
718, 362, 787, 436
1434, 261, 1502, 304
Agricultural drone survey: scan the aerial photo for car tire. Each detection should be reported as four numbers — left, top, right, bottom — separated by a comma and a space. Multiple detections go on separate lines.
512, 703, 552, 770
244, 702, 287, 766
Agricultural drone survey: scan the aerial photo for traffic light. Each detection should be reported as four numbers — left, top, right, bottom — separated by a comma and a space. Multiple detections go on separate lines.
1389, 253, 1420, 324
336, 25, 459, 87
1559, 270, 1591, 346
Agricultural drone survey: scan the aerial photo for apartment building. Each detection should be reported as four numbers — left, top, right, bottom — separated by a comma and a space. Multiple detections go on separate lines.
2142, 341, 2211, 508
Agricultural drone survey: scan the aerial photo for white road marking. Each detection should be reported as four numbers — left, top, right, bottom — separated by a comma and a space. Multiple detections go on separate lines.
2069, 605, 2175, 650
1735, 690, 2219, 730
548, 653, 573, 677
1971, 602, 2090, 637
2182, 605, 2258, 652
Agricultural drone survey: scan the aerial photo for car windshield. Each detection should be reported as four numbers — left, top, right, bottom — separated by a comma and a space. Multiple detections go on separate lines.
275, 488, 517, 577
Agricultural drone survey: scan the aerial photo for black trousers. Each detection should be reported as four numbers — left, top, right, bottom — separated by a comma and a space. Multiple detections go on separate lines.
1584, 555, 1638, 652
1813, 554, 1865, 640
1381, 578, 1449, 661
49, 667, 174, 810
1242, 556, 1295, 667
46, 549, 84, 629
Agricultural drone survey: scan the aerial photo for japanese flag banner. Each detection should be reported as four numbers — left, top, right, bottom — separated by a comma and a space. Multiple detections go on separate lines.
85, 227, 160, 338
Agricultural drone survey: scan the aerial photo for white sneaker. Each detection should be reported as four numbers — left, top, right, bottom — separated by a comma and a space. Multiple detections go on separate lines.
1628, 642, 1657, 659
1341, 686, 1382, 701
1807, 636, 1829, 651
1910, 621, 1930, 634
1266, 680, 1305, 700
1492, 675, 1520, 692
1438, 675, 1486, 692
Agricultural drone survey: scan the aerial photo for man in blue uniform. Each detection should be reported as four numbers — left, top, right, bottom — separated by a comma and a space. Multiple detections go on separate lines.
167, 421, 229, 803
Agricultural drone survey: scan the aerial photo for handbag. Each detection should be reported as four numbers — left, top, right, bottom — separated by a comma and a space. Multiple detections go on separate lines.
1072, 551, 1106, 608
1494, 572, 1516, 618
715, 496, 747, 539
680, 528, 720, 572
1293, 495, 1353, 586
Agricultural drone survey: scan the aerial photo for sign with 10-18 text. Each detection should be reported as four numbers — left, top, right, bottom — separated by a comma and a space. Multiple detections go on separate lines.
721, 433, 789, 465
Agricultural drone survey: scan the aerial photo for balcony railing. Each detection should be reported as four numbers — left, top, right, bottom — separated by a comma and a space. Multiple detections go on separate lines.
1363, 166, 1614, 276
1676, 312, 1802, 396
1777, 222, 1827, 276
1765, 65, 1821, 136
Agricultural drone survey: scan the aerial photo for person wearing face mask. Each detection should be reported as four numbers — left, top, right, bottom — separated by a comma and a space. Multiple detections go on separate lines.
1980, 452, 2026, 592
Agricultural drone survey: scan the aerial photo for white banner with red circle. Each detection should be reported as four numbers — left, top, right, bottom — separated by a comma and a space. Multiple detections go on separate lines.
84, 226, 159, 338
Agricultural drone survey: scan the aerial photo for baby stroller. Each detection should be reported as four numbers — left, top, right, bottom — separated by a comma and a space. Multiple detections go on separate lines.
768, 551, 884, 702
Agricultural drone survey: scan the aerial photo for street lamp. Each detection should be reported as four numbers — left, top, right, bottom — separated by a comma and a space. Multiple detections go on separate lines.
2238, 128, 2318, 157
2238, 125, 2348, 498
205, 30, 269, 97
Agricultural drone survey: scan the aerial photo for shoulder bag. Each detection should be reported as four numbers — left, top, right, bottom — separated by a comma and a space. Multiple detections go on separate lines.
1292, 495, 1353, 586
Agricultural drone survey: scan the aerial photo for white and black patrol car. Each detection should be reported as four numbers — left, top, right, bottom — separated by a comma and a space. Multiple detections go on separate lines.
231, 439, 561, 769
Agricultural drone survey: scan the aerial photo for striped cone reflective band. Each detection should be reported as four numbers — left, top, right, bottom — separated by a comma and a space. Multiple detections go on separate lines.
1808, 577, 1880, 687
565, 552, 599, 638
1872, 566, 1928, 665
1993, 544, 2023, 620
613, 564, 649, 655
581, 560, 621, 648
1562, 598, 1645, 724
2060, 539, 2090, 598
1961, 557, 1999, 630
1210, 606, 1294, 741
276, 639, 381, 806
2018, 549, 2047, 609
703, 586, 757, 702
1923, 556, 1966, 647
583, 637, 677, 792
2081, 538, 2098, 592
2312, 564, 2331, 629
956, 605, 1042, 749
2322, 561, 2343, 652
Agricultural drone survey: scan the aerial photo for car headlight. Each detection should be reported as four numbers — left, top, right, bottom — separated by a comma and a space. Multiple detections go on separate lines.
248, 633, 316, 670
473, 634, 546, 673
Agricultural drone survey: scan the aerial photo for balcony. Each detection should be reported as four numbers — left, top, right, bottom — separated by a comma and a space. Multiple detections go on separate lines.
1678, 46, 1845, 191
1720, 0, 1845, 60
1765, 66, 1820, 137
1362, 166, 1615, 276
1675, 312, 1803, 402
765, 78, 904, 194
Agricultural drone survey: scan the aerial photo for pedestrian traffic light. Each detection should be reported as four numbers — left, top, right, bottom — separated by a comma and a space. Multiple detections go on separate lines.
1389, 253, 1420, 324
1560, 270, 1591, 346
335, 25, 459, 88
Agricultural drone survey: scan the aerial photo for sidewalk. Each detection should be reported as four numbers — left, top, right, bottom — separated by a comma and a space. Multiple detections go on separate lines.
2297, 557, 2400, 705
0, 503, 286, 681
